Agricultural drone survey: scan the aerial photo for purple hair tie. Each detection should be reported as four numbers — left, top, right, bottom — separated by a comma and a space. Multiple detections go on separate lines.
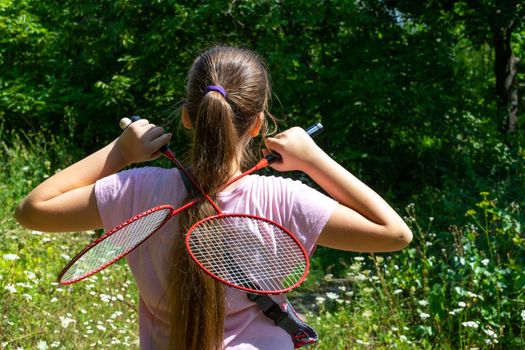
205, 85, 227, 98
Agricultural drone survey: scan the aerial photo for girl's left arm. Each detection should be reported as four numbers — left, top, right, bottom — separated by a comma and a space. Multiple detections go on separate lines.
14, 119, 171, 232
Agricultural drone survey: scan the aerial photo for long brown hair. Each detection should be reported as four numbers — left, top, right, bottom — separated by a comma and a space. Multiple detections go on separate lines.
168, 46, 272, 350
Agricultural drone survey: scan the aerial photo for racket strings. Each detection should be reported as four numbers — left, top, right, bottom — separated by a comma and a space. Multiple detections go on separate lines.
187, 215, 306, 292
61, 208, 172, 283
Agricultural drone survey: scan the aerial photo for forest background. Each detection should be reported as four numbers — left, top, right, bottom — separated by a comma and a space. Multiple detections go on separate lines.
1, 0, 524, 349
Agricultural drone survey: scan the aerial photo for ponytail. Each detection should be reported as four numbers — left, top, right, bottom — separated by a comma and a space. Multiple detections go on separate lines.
168, 46, 273, 350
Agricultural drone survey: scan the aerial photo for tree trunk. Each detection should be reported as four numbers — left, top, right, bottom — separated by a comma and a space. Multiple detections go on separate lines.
493, 23, 519, 133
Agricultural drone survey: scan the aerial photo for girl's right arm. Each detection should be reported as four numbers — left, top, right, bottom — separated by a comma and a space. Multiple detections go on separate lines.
14, 119, 171, 232
265, 127, 413, 253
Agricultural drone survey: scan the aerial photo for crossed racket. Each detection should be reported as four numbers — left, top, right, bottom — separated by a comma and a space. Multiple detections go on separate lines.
58, 117, 323, 295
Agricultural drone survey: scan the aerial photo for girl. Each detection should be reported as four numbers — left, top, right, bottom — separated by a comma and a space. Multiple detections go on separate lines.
15, 46, 412, 350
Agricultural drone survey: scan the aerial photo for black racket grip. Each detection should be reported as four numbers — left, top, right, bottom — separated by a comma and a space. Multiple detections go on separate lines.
265, 122, 324, 164
126, 115, 170, 154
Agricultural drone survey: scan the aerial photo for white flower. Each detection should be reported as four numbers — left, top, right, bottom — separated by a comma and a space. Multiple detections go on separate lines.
5, 284, 16, 293
355, 273, 368, 282
315, 296, 325, 305
354, 256, 365, 261
326, 292, 338, 300
50, 341, 60, 348
362, 310, 372, 319
31, 230, 42, 235
3, 254, 20, 261
25, 271, 37, 282
338, 286, 346, 292
36, 341, 48, 350
465, 291, 482, 299
521, 310, 525, 321
22, 294, 32, 301
99, 294, 111, 303
393, 289, 403, 295
111, 311, 123, 319
419, 312, 430, 320
483, 328, 497, 338
462, 321, 479, 329
60, 316, 75, 329
418, 300, 429, 306
96, 324, 106, 331
481, 259, 489, 266
458, 301, 467, 308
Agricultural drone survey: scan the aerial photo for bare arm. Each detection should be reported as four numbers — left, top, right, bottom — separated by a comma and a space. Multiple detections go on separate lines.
265, 127, 412, 253
14, 119, 172, 232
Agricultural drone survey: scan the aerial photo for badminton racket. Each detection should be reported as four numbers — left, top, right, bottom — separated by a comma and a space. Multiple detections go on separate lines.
59, 117, 323, 294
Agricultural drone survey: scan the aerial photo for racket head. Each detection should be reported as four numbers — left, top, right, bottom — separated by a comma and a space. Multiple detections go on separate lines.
58, 205, 174, 285
185, 213, 309, 294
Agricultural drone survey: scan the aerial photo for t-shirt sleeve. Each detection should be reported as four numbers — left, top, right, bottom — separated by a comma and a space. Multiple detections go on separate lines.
284, 179, 338, 255
94, 166, 186, 233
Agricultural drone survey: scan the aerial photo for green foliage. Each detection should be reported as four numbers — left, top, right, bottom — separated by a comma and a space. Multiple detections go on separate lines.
1, 0, 524, 348
304, 193, 524, 349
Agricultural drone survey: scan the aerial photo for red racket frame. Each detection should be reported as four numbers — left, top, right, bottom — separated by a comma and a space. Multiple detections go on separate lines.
58, 117, 322, 288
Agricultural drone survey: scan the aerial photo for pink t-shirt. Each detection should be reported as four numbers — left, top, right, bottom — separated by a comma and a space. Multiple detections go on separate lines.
95, 166, 337, 349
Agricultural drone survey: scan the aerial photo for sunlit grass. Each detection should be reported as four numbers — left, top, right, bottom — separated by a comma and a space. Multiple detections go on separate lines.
1, 222, 139, 349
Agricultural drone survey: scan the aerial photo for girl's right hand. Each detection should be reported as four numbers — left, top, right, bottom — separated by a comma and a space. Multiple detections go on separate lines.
115, 118, 172, 165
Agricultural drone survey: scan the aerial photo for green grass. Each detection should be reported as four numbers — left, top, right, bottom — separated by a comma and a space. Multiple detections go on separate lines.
1, 223, 139, 349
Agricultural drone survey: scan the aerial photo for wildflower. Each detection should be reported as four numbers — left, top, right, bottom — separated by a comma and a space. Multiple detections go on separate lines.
521, 310, 525, 321
99, 294, 111, 303
50, 341, 60, 348
4, 284, 16, 293
323, 273, 333, 281
25, 271, 37, 282
481, 259, 489, 266
355, 273, 368, 282
338, 286, 346, 292
449, 308, 464, 315
419, 312, 430, 320
326, 292, 338, 300
3, 254, 20, 261
458, 301, 466, 308
466, 291, 482, 300
354, 256, 365, 261
31, 230, 42, 235
60, 316, 75, 328
22, 294, 32, 301
111, 311, 123, 319
36, 341, 48, 350
96, 324, 107, 331
418, 300, 429, 306
362, 310, 372, 319
461, 321, 479, 329
483, 328, 497, 338
393, 289, 403, 295
315, 296, 325, 305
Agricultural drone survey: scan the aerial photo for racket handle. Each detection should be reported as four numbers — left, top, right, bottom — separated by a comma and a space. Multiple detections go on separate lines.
265, 122, 324, 164
119, 115, 172, 157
